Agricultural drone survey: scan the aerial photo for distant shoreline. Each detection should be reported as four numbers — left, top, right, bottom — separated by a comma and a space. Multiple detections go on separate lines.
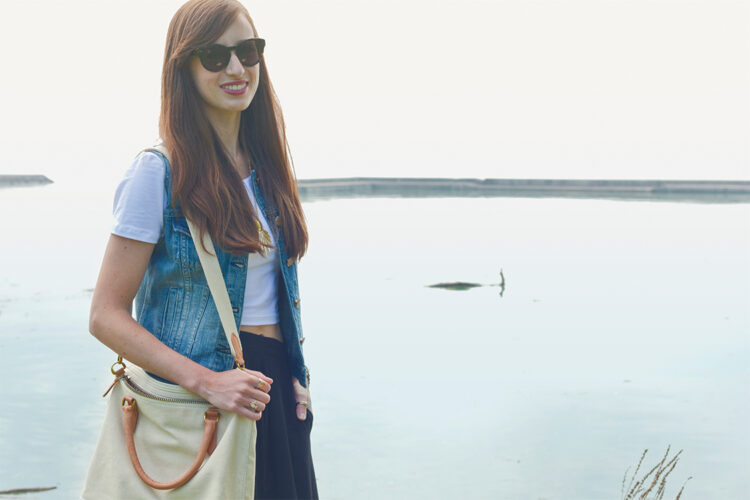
297, 178, 750, 203
0, 175, 53, 188
3, 175, 749, 203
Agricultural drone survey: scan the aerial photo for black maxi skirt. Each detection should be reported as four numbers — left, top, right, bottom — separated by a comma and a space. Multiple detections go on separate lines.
239, 331, 319, 500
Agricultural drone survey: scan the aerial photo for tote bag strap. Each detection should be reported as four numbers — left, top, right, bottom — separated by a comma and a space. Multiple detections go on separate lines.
148, 142, 246, 369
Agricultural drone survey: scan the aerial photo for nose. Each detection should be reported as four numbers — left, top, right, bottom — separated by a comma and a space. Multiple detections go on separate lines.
225, 50, 244, 76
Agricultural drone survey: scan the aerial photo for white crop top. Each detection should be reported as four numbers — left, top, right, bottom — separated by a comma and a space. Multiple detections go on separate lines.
112, 151, 279, 326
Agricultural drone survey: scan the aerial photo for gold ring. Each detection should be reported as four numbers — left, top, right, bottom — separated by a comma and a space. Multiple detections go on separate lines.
249, 401, 259, 411
255, 379, 267, 390
296, 401, 310, 410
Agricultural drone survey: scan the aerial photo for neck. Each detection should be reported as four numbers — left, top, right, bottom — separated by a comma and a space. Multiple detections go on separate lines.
202, 106, 248, 176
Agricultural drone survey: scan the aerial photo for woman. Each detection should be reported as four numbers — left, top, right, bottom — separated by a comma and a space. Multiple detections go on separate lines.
88, 0, 317, 497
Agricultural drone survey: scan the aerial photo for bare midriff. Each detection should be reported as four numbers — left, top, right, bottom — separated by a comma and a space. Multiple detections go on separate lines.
239, 323, 283, 343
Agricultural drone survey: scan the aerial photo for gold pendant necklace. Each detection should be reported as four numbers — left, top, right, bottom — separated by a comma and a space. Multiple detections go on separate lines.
255, 219, 272, 257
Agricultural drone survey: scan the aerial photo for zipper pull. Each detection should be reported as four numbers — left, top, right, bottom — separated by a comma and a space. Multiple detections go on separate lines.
103, 367, 126, 398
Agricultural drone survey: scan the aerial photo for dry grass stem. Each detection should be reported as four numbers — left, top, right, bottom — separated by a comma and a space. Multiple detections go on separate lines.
623, 448, 648, 498
621, 446, 688, 500
674, 476, 692, 500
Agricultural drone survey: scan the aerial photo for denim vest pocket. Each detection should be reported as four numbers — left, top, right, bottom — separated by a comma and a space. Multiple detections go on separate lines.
167, 215, 201, 271
216, 343, 232, 355
160, 286, 185, 349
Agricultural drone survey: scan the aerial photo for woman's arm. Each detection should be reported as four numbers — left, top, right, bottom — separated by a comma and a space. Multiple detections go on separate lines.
89, 234, 273, 420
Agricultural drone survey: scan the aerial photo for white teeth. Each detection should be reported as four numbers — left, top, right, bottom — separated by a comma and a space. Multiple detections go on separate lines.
222, 83, 245, 91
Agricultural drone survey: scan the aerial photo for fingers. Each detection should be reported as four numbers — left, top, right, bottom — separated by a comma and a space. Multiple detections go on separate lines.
236, 370, 273, 419
245, 369, 273, 386
246, 398, 267, 413
246, 386, 271, 405
232, 369, 272, 405
292, 377, 311, 403
226, 394, 267, 420
202, 369, 275, 420
239, 370, 272, 395
295, 401, 309, 420
291, 377, 312, 421
234, 405, 264, 421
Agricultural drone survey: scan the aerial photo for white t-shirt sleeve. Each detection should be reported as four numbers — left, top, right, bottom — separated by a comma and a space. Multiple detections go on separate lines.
112, 151, 167, 244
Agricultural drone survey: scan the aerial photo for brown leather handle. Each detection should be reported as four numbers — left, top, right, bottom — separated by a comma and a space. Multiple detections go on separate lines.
121, 396, 220, 490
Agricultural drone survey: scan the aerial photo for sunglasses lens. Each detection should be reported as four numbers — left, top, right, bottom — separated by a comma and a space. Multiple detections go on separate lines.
199, 45, 231, 72
237, 39, 264, 66
196, 39, 265, 71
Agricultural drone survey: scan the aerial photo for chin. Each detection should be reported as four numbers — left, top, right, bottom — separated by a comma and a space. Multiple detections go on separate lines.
228, 94, 254, 107
215, 99, 252, 114
227, 102, 252, 112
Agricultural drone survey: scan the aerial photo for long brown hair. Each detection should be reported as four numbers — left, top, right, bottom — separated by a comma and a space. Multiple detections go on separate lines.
159, 0, 307, 259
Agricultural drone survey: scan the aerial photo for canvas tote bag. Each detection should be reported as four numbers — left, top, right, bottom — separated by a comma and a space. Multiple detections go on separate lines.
82, 147, 257, 499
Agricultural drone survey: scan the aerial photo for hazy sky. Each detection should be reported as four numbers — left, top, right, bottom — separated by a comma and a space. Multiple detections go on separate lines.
1, 0, 748, 184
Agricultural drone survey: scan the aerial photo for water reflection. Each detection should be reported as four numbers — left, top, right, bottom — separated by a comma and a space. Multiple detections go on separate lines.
427, 269, 506, 297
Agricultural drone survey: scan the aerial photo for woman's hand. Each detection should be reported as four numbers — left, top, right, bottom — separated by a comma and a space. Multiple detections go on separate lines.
197, 368, 274, 421
292, 376, 312, 421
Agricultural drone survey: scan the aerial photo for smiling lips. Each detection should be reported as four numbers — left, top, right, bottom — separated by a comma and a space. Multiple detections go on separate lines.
220, 81, 248, 95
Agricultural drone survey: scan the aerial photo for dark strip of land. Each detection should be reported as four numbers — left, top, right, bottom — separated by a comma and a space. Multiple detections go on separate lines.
297, 178, 750, 203
3, 175, 749, 203
0, 486, 57, 494
0, 175, 53, 188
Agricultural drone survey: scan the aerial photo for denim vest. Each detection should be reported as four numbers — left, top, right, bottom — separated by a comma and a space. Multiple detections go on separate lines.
134, 149, 309, 387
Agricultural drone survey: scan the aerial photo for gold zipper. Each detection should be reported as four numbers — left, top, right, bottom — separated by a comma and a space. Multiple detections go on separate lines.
123, 375, 207, 405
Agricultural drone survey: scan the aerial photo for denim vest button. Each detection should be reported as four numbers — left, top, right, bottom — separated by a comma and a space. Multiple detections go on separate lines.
286, 257, 294, 267
232, 306, 239, 313
299, 336, 305, 344
294, 298, 300, 307
233, 261, 245, 268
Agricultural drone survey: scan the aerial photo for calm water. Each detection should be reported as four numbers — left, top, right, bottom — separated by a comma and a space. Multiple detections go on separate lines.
0, 181, 748, 499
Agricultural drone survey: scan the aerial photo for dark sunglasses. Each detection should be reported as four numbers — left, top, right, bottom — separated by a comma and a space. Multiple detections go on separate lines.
193, 38, 265, 72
